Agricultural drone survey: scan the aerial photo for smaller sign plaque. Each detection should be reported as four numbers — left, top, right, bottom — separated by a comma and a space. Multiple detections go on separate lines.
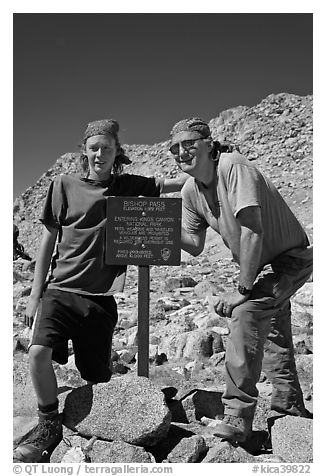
105, 197, 182, 266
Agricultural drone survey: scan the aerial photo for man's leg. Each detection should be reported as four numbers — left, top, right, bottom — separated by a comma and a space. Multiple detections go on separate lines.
214, 265, 299, 441
222, 300, 272, 420
263, 301, 309, 419
213, 296, 274, 442
262, 247, 312, 420
215, 248, 312, 442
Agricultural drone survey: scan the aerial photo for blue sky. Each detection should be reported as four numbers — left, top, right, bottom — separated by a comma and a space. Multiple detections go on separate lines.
13, 12, 312, 198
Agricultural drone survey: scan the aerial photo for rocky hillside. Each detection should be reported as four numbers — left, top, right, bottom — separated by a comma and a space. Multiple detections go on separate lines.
13, 92, 313, 257
13, 92, 314, 463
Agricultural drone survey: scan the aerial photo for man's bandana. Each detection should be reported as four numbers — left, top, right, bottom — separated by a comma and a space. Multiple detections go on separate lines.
170, 117, 211, 139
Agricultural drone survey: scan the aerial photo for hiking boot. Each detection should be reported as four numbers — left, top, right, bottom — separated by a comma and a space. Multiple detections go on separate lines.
13, 411, 62, 463
213, 415, 252, 442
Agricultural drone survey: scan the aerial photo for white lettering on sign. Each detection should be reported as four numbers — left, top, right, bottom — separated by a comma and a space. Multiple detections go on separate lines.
116, 249, 128, 258
129, 250, 153, 258
122, 199, 167, 212
155, 217, 174, 222
106, 197, 181, 265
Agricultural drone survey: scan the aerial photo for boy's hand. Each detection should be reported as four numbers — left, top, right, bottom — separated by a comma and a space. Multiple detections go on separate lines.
24, 296, 40, 328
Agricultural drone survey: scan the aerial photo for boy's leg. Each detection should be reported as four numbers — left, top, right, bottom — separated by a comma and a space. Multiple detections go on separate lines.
14, 345, 62, 463
13, 289, 72, 462
71, 294, 118, 384
29, 344, 58, 406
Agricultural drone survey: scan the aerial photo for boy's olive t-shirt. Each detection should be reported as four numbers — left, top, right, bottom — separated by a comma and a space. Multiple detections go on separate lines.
182, 152, 309, 268
40, 174, 163, 296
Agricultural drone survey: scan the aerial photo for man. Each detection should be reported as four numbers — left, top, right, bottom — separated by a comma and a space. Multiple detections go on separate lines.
168, 117, 312, 442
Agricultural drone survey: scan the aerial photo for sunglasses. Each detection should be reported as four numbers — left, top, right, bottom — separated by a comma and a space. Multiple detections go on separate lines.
169, 138, 201, 156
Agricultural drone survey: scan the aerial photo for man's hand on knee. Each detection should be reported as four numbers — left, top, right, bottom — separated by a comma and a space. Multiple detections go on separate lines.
212, 291, 249, 318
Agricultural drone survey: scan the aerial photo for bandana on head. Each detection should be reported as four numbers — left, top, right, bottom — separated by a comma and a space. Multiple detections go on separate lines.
83, 119, 132, 165
170, 117, 211, 139
83, 119, 120, 143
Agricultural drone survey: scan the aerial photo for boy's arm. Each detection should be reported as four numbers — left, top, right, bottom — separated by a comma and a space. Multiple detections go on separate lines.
24, 224, 58, 328
161, 173, 188, 193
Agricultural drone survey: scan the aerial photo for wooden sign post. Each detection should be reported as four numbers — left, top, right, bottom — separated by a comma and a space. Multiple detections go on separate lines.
106, 197, 181, 377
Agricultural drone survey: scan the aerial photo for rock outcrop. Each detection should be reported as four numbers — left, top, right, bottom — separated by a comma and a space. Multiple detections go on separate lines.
52, 431, 156, 463
13, 93, 313, 257
13, 92, 313, 463
63, 376, 171, 446
271, 416, 313, 463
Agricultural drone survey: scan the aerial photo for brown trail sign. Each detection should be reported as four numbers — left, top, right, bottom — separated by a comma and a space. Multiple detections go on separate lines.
106, 197, 182, 377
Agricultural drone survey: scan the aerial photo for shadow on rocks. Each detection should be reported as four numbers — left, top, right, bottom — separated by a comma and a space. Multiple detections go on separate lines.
237, 430, 271, 456
145, 424, 196, 462
166, 390, 225, 424
166, 400, 189, 423
63, 384, 94, 429
58, 385, 75, 396
191, 390, 224, 420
